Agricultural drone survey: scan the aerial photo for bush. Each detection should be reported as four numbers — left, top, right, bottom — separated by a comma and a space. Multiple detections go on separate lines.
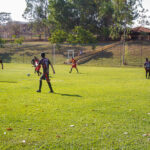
49, 30, 68, 44
67, 26, 97, 44
14, 37, 24, 45
0, 38, 6, 48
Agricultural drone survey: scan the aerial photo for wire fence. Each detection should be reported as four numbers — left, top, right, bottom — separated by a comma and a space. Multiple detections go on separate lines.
0, 40, 149, 67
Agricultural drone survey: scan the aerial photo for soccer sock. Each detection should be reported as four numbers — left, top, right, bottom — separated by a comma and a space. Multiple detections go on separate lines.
39, 80, 42, 91
146, 72, 148, 78
76, 68, 79, 73
70, 68, 72, 73
48, 82, 53, 92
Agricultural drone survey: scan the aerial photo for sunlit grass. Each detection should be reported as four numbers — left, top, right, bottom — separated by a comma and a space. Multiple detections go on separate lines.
0, 64, 150, 149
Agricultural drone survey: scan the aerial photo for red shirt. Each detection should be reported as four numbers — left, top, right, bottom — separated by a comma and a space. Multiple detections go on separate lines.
72, 58, 77, 68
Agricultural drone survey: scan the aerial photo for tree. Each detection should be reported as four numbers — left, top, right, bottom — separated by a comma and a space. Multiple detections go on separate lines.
67, 26, 97, 44
14, 37, 24, 46
23, 0, 50, 39
48, 0, 144, 40
0, 12, 11, 24
0, 38, 5, 47
8, 22, 22, 38
49, 29, 67, 44
48, 0, 100, 33
109, 0, 143, 39
48, 0, 79, 31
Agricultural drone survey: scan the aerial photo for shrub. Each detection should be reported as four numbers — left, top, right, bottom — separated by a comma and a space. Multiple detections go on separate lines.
49, 30, 68, 44
67, 26, 97, 44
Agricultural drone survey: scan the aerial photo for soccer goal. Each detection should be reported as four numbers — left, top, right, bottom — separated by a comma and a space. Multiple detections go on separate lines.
52, 44, 75, 64
67, 50, 74, 59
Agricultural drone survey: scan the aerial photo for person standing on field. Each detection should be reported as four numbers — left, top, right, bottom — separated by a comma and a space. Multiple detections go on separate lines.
36, 53, 55, 93
0, 59, 3, 69
69, 57, 79, 73
31, 56, 42, 76
144, 58, 150, 79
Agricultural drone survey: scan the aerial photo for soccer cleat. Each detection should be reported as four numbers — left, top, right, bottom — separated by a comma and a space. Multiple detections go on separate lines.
49, 90, 54, 93
36, 90, 41, 93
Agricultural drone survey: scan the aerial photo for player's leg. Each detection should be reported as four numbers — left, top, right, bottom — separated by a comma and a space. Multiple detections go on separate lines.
75, 67, 79, 73
37, 71, 41, 76
34, 67, 36, 74
47, 81, 54, 93
37, 76, 43, 92
69, 67, 73, 73
45, 74, 54, 93
146, 70, 148, 78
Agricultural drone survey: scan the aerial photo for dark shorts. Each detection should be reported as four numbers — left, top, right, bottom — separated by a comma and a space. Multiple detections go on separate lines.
145, 67, 150, 71
40, 73, 50, 82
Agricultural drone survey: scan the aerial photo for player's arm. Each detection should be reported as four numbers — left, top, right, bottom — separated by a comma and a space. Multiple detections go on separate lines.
49, 60, 55, 74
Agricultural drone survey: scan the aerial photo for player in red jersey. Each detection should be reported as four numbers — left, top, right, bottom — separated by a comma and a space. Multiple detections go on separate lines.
0, 59, 3, 69
69, 57, 79, 73
31, 56, 41, 76
36, 53, 55, 93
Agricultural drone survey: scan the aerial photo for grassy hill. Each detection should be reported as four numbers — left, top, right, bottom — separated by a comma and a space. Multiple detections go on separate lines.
0, 40, 149, 67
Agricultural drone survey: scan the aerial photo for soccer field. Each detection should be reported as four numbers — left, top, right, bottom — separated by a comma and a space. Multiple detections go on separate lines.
0, 64, 150, 149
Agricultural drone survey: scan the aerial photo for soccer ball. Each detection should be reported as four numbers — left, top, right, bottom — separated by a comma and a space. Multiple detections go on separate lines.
27, 73, 30, 77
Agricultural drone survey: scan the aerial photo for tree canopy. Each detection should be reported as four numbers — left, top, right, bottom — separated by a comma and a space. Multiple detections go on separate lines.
48, 0, 144, 40
0, 12, 11, 24
23, 0, 145, 41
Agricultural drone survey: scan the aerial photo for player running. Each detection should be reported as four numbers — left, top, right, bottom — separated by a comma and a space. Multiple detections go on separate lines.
144, 58, 150, 79
36, 52, 55, 93
31, 56, 41, 76
0, 59, 3, 69
69, 57, 79, 73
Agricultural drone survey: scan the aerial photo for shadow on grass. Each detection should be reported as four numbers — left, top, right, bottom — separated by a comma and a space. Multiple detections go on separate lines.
0, 81, 17, 83
54, 92, 82, 97
93, 50, 113, 60
78, 72, 86, 74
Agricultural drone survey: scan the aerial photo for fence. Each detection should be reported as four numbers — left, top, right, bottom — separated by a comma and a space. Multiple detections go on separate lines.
0, 40, 149, 67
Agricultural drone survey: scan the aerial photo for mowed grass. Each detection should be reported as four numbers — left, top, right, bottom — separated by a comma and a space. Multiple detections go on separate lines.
0, 64, 150, 149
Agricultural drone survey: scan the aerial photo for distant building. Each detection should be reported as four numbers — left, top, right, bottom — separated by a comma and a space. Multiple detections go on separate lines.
130, 26, 150, 40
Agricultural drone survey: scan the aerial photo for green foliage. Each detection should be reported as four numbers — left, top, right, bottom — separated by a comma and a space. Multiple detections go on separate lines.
109, 0, 142, 40
67, 26, 97, 44
0, 38, 5, 47
48, 0, 144, 40
14, 37, 24, 45
49, 0, 83, 31
23, 0, 50, 38
0, 12, 11, 24
49, 29, 68, 44
12, 35, 16, 39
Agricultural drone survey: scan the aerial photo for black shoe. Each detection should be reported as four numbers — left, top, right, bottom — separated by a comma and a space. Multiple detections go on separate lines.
49, 90, 54, 93
36, 90, 41, 93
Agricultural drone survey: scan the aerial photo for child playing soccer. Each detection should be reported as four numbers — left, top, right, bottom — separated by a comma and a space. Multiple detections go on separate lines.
36, 53, 55, 93
69, 57, 79, 73
31, 56, 41, 76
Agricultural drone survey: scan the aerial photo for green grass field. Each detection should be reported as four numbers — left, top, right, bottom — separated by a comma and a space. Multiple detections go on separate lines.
0, 64, 150, 149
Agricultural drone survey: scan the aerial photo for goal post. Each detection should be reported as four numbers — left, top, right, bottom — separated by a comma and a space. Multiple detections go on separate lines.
67, 50, 74, 59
